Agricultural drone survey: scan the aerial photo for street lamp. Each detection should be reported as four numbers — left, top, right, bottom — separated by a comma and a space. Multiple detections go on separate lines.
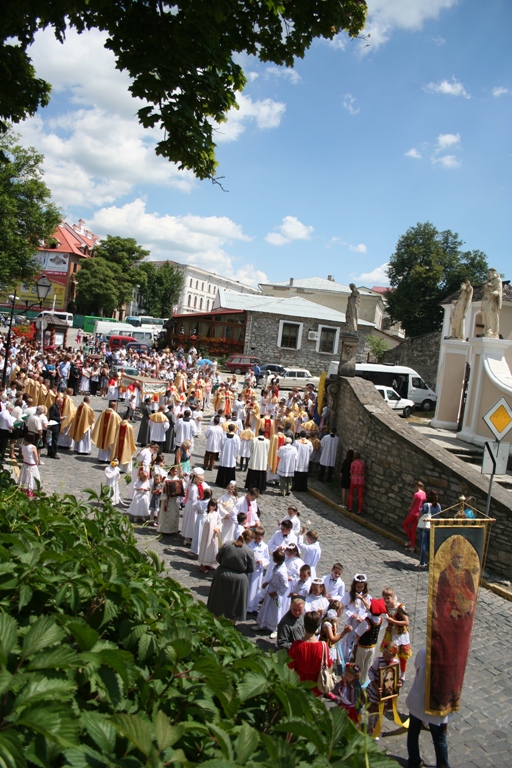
1, 275, 53, 388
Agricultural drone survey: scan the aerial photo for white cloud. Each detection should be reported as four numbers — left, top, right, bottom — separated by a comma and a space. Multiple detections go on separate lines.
435, 133, 461, 151
343, 93, 360, 115
351, 263, 390, 286
405, 148, 422, 159
362, 0, 457, 48
87, 199, 266, 287
265, 216, 314, 246
265, 66, 301, 85
213, 93, 286, 142
432, 36, 446, 46
432, 154, 460, 169
424, 77, 470, 99
492, 86, 510, 98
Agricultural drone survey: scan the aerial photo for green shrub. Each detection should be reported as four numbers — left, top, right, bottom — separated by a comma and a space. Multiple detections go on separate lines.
0, 476, 395, 767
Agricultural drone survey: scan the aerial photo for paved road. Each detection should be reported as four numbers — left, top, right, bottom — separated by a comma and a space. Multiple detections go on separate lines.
25, 391, 512, 768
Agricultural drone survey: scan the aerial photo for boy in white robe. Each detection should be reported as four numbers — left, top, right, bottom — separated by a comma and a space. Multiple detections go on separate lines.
104, 460, 122, 505
256, 550, 288, 637
298, 528, 321, 579
247, 526, 270, 613
323, 563, 346, 600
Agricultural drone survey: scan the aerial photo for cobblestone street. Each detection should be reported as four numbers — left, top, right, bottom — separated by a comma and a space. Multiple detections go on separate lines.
33, 392, 512, 768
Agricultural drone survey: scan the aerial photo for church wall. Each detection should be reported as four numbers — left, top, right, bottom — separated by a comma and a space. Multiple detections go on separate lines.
382, 331, 442, 389
244, 311, 369, 374
329, 375, 512, 579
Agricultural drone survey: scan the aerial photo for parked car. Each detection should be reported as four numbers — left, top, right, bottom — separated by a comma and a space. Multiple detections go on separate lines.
375, 385, 415, 418
108, 335, 137, 350
124, 342, 152, 354
260, 363, 285, 377
224, 354, 261, 374
276, 368, 320, 390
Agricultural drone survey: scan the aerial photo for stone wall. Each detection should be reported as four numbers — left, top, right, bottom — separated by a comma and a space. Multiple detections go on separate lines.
329, 375, 512, 579
244, 311, 369, 374
382, 331, 442, 389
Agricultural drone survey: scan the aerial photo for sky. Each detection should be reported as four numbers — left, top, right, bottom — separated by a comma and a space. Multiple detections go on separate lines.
16, 0, 512, 289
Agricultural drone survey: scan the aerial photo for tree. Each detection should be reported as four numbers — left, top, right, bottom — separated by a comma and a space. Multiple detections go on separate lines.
386, 222, 489, 337
0, 0, 367, 180
75, 235, 149, 316
0, 130, 61, 288
136, 261, 184, 318
366, 335, 389, 362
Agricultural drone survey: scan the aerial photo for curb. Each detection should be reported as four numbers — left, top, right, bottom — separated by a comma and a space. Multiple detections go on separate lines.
307, 486, 512, 604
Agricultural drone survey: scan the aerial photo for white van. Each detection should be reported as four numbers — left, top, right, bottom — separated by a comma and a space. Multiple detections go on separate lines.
94, 320, 155, 344
37, 310, 73, 327
327, 361, 437, 412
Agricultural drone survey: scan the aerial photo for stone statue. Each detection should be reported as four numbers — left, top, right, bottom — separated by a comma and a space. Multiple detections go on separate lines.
345, 283, 360, 332
481, 268, 502, 339
449, 282, 473, 339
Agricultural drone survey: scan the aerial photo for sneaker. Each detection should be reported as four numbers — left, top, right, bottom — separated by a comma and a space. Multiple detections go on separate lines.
269, 631, 277, 639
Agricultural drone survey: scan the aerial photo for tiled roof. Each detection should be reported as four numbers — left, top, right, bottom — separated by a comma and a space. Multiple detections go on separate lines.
217, 289, 374, 326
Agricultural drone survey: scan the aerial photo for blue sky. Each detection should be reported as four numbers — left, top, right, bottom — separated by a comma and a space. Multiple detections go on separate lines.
18, 0, 512, 288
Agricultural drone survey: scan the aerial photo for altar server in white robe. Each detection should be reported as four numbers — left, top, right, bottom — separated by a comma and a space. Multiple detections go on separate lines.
149, 406, 170, 451
276, 438, 298, 497
218, 481, 238, 542
247, 526, 270, 612
256, 550, 289, 636
318, 427, 340, 482
215, 425, 240, 487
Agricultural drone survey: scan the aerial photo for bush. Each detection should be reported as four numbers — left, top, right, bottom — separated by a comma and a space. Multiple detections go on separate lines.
0, 475, 395, 767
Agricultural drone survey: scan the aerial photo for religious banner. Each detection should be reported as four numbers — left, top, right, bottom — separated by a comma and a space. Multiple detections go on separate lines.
426, 519, 488, 716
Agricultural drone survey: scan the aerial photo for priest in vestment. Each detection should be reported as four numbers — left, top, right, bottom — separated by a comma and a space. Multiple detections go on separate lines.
245, 430, 270, 492
149, 406, 170, 452
57, 388, 77, 449
69, 396, 95, 455
91, 402, 122, 462
110, 419, 137, 472
267, 430, 285, 485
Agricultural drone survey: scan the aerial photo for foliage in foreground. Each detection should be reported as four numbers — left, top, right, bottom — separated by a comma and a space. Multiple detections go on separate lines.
0, 477, 395, 767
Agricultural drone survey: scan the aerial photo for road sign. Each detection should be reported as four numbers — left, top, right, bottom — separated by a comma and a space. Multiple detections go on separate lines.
482, 441, 509, 475
35, 318, 48, 331
482, 397, 512, 441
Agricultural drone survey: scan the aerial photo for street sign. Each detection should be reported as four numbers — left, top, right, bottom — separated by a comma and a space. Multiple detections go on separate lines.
482, 441, 509, 475
482, 397, 512, 441
35, 318, 48, 331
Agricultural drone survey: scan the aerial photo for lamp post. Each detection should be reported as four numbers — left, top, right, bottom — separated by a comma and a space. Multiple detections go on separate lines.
1, 275, 53, 388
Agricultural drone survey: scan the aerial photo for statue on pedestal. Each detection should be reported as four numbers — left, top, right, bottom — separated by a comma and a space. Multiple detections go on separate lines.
345, 284, 360, 332
449, 282, 473, 339
481, 268, 502, 339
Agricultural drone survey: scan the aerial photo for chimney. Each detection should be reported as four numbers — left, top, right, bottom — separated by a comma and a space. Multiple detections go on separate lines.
327, 275, 334, 282
289, 278, 294, 286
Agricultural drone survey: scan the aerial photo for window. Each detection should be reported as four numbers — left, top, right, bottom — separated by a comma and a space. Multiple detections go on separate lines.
412, 377, 428, 390
317, 325, 339, 355
196, 280, 199, 289
278, 321, 303, 350
194, 296, 197, 308
387, 389, 400, 401
202, 282, 204, 291
188, 295, 191, 307
189, 278, 193, 287
206, 299, 209, 311
200, 298, 203, 310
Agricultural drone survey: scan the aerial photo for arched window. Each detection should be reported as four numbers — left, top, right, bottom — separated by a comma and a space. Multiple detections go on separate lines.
202, 282, 204, 291
200, 298, 203, 309
196, 280, 199, 289
206, 299, 209, 310
194, 296, 197, 308
189, 278, 192, 287
188, 294, 191, 307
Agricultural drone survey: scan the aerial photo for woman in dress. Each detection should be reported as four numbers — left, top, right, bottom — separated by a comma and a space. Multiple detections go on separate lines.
176, 439, 192, 477
339, 448, 354, 509
347, 451, 365, 515
18, 434, 40, 495
90, 365, 100, 396
288, 611, 332, 696
100, 365, 110, 398
80, 365, 91, 395
207, 529, 255, 625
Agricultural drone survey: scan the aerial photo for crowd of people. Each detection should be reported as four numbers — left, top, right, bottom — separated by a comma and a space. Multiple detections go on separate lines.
0, 333, 452, 763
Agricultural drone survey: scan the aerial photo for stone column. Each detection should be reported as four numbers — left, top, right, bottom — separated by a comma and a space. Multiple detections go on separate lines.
338, 331, 359, 377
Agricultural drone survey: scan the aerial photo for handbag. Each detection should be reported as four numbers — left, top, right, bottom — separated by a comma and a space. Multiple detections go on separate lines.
316, 641, 337, 694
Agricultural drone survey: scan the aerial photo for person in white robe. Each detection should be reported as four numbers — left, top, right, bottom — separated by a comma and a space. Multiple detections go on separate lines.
174, 410, 198, 450
282, 505, 301, 536
127, 446, 153, 500
127, 470, 151, 522
292, 433, 313, 492
181, 468, 209, 543
318, 428, 340, 482
298, 529, 321, 579
215, 427, 240, 486
218, 482, 238, 542
191, 490, 212, 556
247, 527, 270, 613
281, 544, 305, 616
158, 468, 183, 534
276, 438, 298, 497
203, 417, 224, 471
198, 500, 222, 571
256, 551, 289, 636
305, 578, 329, 614
149, 407, 170, 448
267, 520, 297, 553
233, 490, 260, 528
289, 567, 312, 600
104, 460, 122, 505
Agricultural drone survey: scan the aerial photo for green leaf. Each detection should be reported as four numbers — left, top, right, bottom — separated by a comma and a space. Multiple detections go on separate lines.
110, 714, 153, 757
63, 745, 110, 768
67, 621, 100, 651
16, 705, 80, 747
22, 617, 65, 658
0, 614, 18, 664
27, 646, 79, 671
0, 732, 26, 768
18, 584, 33, 611
208, 724, 234, 761
235, 722, 259, 765
81, 711, 117, 754
13, 676, 76, 710
273, 717, 326, 753
236, 672, 271, 702
154, 711, 183, 752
